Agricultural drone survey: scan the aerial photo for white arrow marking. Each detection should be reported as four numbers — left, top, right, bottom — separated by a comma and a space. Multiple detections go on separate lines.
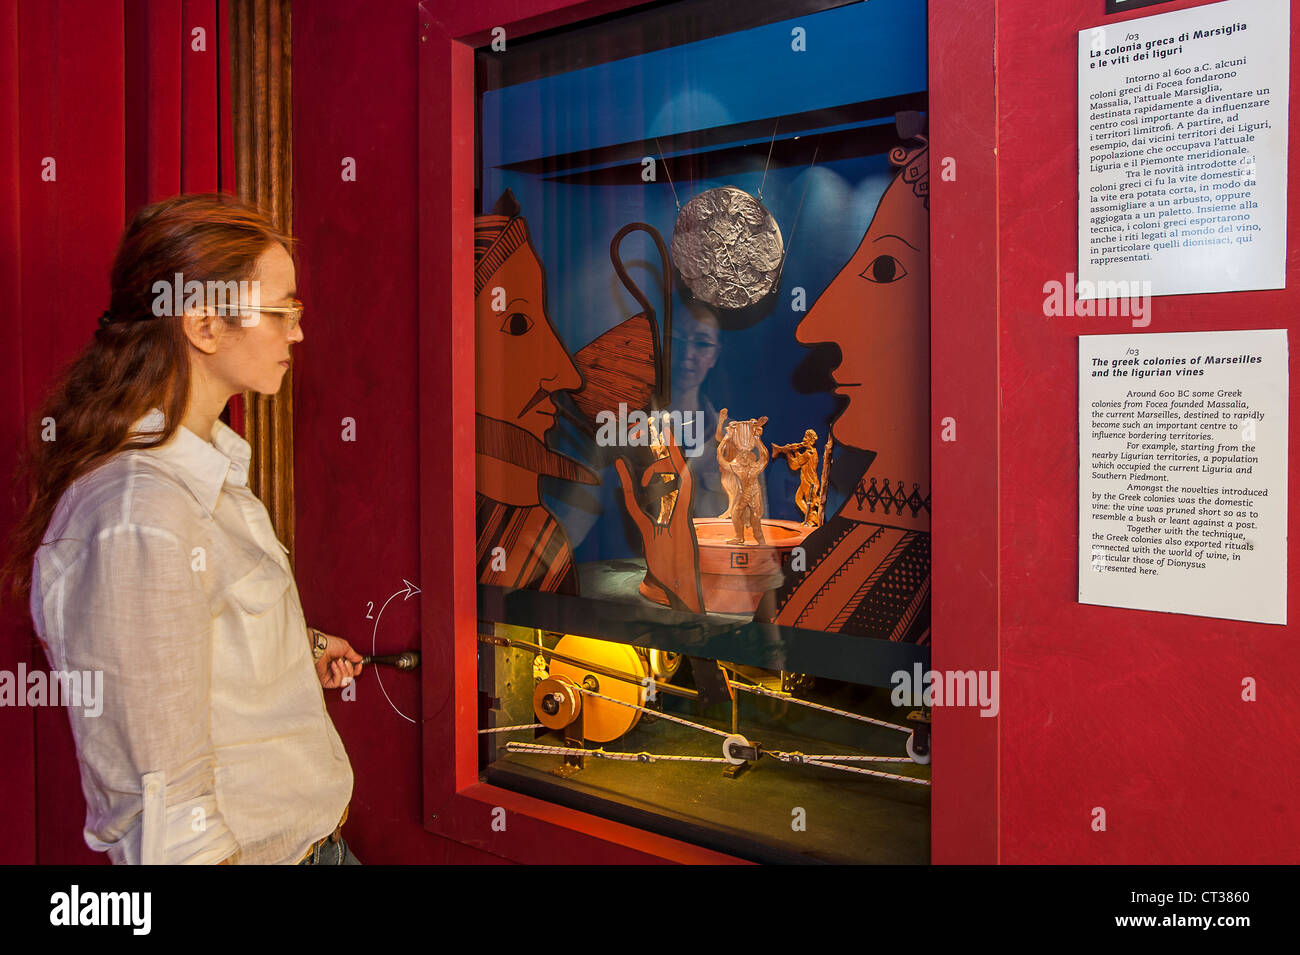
371, 578, 421, 724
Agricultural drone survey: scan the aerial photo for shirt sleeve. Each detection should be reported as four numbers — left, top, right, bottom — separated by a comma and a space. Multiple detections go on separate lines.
56, 522, 240, 865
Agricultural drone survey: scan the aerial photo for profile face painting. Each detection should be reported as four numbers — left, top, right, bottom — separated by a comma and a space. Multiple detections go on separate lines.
797, 145, 930, 477
474, 189, 590, 595
770, 137, 932, 641
475, 217, 582, 450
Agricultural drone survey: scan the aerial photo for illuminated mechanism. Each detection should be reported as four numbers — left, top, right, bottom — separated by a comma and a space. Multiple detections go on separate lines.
480, 628, 931, 780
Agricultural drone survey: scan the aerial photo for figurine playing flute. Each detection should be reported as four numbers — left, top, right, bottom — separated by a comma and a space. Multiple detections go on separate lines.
773, 430, 833, 528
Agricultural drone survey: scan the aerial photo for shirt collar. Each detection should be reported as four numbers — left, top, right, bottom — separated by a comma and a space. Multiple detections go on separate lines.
130, 407, 252, 515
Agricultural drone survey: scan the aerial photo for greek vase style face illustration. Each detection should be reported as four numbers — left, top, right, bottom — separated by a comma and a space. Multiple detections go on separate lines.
475, 240, 582, 446
795, 152, 930, 474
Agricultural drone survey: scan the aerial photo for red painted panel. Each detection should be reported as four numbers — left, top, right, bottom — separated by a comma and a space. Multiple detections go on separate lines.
218, 0, 235, 194
997, 0, 1300, 862
0, 0, 36, 868
125, 0, 182, 212
292, 0, 504, 866
181, 0, 220, 192
929, 0, 999, 864
19, 0, 128, 865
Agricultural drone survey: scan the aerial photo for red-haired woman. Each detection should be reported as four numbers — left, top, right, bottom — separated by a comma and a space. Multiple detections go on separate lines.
2, 194, 362, 865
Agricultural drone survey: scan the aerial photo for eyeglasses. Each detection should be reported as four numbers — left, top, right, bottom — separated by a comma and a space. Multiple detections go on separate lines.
671, 334, 720, 353
216, 299, 304, 331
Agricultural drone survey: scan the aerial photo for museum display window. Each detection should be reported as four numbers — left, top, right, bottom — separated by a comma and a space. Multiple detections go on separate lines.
467, 0, 933, 863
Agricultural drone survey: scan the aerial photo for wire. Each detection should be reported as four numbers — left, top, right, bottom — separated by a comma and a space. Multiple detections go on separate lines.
758, 118, 779, 200
654, 136, 682, 211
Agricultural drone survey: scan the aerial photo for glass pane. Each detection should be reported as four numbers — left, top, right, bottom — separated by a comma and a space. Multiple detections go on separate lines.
473, 0, 931, 863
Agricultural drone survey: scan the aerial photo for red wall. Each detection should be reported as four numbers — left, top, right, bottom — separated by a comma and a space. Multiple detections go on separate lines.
0, 0, 36, 866
930, 0, 999, 863
997, 0, 1300, 862
2, 0, 235, 865
291, 0, 505, 865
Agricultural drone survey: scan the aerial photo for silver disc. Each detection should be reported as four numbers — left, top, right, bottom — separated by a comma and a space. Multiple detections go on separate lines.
671, 186, 784, 309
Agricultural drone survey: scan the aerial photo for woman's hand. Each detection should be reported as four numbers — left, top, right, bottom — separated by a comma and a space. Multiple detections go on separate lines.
614, 423, 705, 614
313, 630, 365, 689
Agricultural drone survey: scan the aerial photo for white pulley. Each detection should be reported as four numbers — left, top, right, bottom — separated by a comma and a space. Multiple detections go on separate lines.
722, 733, 752, 766
906, 731, 930, 765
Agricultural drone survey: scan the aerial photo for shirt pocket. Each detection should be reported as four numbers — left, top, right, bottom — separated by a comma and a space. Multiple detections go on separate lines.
227, 553, 291, 616
217, 554, 296, 687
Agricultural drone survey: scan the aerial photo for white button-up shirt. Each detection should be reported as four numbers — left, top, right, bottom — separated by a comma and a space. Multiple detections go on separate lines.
29, 408, 353, 864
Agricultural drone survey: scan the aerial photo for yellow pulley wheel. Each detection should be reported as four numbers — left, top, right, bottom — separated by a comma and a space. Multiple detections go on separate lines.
550, 635, 647, 743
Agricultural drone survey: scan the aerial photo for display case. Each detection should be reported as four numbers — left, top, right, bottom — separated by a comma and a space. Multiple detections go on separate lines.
467, 0, 932, 864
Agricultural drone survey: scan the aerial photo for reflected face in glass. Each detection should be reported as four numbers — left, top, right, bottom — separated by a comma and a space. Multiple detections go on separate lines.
476, 242, 582, 443
794, 173, 929, 452
671, 307, 721, 396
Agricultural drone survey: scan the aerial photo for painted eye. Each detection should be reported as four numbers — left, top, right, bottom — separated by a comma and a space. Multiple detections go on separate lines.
500, 312, 533, 336
860, 254, 907, 284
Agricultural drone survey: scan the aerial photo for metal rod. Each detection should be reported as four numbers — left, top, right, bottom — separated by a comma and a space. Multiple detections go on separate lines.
478, 633, 698, 699
361, 651, 420, 670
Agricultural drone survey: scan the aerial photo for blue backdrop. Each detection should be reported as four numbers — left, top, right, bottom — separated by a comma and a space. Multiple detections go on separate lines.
478, 0, 927, 563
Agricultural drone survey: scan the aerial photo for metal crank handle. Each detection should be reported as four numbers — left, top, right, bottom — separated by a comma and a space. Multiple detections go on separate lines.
360, 651, 421, 670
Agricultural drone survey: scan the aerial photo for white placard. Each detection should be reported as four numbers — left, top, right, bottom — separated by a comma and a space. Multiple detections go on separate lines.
1079, 329, 1288, 624
1078, 0, 1289, 298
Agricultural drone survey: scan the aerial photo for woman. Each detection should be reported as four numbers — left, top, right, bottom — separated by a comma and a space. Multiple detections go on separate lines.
669, 301, 727, 518
1, 194, 363, 864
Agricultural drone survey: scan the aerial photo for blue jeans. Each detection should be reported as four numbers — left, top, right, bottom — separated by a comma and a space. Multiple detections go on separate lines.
298, 835, 362, 865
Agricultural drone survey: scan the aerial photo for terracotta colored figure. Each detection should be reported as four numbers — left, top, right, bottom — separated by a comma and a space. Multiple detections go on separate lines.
715, 408, 767, 520
773, 429, 821, 527
725, 438, 769, 545
618, 129, 931, 642
475, 189, 592, 594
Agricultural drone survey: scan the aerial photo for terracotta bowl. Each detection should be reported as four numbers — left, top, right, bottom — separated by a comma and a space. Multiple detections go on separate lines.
638, 518, 812, 614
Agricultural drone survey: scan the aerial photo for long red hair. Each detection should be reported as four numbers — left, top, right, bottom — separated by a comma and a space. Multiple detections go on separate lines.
1, 193, 290, 609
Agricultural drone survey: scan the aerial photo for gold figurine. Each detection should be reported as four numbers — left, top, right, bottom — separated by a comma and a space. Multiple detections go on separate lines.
716, 409, 769, 545
774, 430, 833, 527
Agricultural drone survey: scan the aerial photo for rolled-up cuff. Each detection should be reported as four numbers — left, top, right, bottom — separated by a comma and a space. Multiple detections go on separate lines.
99, 771, 240, 865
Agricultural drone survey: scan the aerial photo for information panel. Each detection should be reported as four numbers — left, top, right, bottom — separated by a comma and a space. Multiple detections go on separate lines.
1079, 329, 1288, 624
1079, 0, 1290, 297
